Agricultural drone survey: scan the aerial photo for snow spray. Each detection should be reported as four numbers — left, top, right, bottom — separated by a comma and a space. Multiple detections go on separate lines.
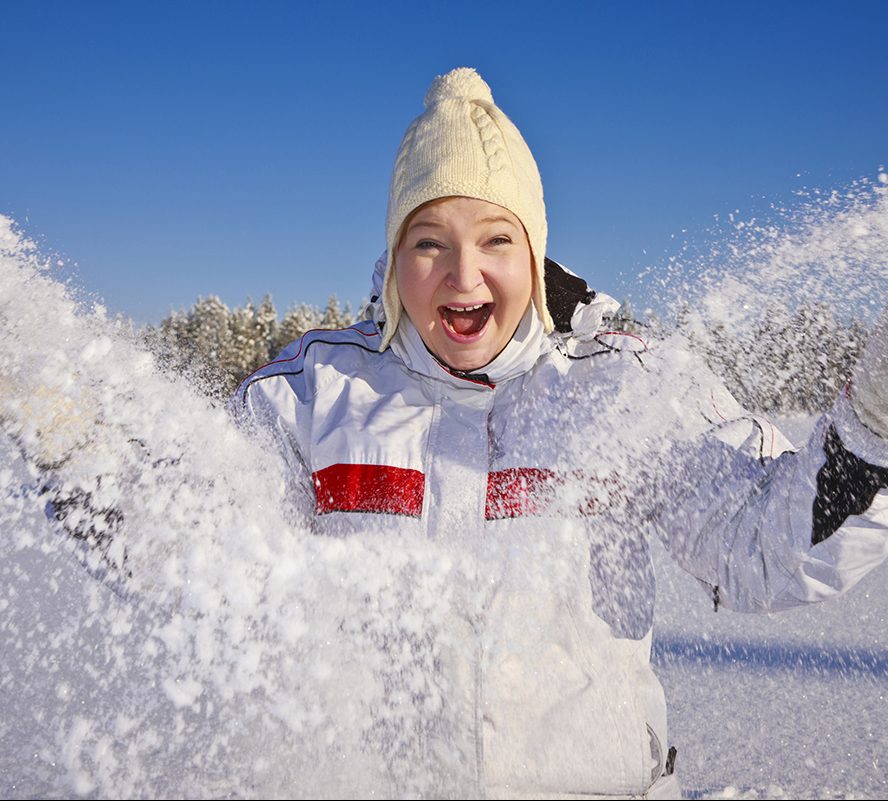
1, 172, 887, 798
642, 174, 888, 413
0, 216, 470, 798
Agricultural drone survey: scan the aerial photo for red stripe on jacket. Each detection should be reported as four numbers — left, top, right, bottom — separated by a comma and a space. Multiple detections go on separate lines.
486, 467, 560, 519
486, 468, 625, 519
313, 464, 425, 516
312, 464, 623, 520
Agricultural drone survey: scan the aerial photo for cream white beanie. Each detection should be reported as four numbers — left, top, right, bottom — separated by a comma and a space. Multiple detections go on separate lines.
380, 67, 552, 350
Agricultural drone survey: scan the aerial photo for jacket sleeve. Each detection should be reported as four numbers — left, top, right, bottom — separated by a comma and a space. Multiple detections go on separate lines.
649, 378, 888, 613
230, 353, 317, 530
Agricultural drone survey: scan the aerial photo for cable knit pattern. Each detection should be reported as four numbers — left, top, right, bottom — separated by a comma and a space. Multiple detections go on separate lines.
381, 67, 551, 350
471, 105, 508, 172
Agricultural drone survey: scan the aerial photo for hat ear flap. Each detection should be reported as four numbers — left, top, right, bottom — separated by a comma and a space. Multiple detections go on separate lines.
379, 251, 402, 352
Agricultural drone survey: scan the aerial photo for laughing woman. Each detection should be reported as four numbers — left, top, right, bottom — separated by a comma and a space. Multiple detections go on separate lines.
233, 68, 888, 799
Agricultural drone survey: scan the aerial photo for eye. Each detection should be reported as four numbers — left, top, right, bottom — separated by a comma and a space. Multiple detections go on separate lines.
415, 239, 443, 250
488, 235, 512, 247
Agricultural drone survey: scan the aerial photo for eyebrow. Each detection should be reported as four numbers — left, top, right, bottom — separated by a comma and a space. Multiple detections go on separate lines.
406, 215, 519, 233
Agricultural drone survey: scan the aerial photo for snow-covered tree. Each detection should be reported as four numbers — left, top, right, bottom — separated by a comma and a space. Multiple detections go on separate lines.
228, 300, 265, 383
189, 296, 232, 364
148, 293, 354, 398
319, 295, 353, 330
680, 300, 867, 414
255, 294, 279, 359
275, 303, 322, 352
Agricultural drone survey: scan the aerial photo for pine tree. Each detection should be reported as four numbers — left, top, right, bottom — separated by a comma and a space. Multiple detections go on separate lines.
189, 295, 232, 364
275, 303, 322, 353
678, 299, 870, 415
255, 294, 279, 363
153, 309, 192, 372
228, 300, 264, 383
319, 295, 353, 330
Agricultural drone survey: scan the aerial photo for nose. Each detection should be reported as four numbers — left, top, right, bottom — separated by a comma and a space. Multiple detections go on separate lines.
445, 248, 485, 294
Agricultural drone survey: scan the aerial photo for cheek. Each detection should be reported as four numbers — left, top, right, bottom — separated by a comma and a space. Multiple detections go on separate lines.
502, 260, 534, 309
521, 267, 534, 302
395, 257, 434, 319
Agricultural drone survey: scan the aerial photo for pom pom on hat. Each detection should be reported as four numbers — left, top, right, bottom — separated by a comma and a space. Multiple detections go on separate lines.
381, 67, 552, 351
424, 67, 494, 107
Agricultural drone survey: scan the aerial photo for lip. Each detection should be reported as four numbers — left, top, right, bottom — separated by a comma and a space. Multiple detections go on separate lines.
438, 302, 494, 344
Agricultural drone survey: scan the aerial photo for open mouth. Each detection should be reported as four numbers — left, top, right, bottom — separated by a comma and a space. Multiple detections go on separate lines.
439, 303, 494, 339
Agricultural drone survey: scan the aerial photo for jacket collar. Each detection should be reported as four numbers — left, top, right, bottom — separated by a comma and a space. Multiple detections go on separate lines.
390, 304, 551, 389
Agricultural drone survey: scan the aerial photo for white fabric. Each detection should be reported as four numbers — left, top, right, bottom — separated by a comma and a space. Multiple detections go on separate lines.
234, 267, 888, 798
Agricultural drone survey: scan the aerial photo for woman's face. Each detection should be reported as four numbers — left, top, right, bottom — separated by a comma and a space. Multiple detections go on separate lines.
395, 196, 533, 372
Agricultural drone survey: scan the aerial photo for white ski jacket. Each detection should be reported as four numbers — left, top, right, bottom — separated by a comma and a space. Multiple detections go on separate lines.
233, 257, 888, 799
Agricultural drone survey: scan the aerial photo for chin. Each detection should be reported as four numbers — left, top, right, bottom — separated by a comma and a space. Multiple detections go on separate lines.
427, 327, 501, 372
440, 348, 491, 372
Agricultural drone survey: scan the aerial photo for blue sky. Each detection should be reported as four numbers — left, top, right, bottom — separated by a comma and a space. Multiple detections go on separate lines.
2, 0, 887, 323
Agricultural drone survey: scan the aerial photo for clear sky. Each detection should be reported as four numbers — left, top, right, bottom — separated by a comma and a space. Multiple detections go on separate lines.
3, 0, 887, 324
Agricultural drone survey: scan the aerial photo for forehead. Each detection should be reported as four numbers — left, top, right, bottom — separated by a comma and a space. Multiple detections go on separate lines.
406, 196, 522, 229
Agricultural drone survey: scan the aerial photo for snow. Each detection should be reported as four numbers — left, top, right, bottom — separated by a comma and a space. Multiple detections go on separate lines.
5, 422, 886, 801
2, 185, 888, 801
652, 521, 888, 799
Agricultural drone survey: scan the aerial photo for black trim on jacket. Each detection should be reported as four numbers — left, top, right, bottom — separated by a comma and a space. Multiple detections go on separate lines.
544, 258, 596, 333
811, 425, 888, 545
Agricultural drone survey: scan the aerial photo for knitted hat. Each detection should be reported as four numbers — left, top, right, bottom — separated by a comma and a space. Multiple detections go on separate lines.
380, 67, 551, 350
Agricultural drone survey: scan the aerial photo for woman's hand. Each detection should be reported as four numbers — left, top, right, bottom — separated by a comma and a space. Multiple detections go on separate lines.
852, 308, 888, 440
1, 377, 96, 468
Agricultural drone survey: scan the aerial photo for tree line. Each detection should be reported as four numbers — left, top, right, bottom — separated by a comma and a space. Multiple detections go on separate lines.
675, 301, 868, 414
145, 294, 869, 413
144, 294, 355, 398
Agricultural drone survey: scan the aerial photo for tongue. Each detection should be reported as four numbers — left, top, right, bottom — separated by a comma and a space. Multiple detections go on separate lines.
446, 306, 488, 336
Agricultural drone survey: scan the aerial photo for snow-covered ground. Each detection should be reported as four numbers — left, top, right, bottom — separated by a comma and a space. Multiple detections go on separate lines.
653, 479, 888, 799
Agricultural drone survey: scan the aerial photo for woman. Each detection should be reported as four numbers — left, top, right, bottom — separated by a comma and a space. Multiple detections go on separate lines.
234, 68, 888, 798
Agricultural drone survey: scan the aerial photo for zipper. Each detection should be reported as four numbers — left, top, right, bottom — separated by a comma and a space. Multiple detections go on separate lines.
645, 723, 664, 790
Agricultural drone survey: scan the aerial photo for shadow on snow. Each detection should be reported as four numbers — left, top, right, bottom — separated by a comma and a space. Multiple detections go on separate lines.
652, 633, 888, 678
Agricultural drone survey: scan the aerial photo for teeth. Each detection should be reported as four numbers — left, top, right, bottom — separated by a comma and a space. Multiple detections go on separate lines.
445, 304, 486, 312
